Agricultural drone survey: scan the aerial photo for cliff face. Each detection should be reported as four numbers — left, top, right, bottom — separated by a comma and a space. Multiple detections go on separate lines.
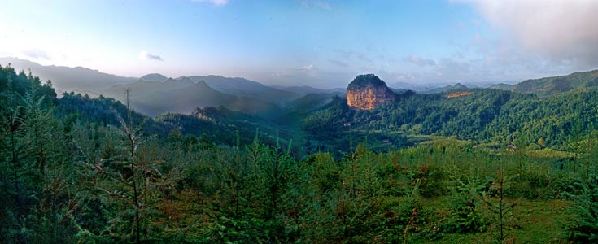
346, 74, 395, 110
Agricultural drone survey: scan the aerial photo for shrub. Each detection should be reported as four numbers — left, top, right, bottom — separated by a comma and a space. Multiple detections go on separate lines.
410, 164, 446, 198
443, 177, 489, 233
566, 175, 598, 243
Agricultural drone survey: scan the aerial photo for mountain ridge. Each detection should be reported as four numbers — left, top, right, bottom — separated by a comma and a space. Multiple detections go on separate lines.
0, 57, 137, 94
492, 69, 598, 96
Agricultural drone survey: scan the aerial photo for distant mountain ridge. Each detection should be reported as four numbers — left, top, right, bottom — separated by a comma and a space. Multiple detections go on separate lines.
104, 77, 282, 116
9, 57, 598, 119
0, 58, 294, 116
105, 78, 229, 115
420, 82, 469, 94
492, 70, 598, 96
140, 73, 170, 82
176, 75, 298, 104
0, 57, 136, 94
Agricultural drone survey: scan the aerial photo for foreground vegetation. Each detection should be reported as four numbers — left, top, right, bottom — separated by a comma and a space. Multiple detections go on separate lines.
1, 65, 597, 243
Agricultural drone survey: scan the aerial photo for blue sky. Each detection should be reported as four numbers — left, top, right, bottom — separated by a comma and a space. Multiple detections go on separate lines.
1, 0, 597, 88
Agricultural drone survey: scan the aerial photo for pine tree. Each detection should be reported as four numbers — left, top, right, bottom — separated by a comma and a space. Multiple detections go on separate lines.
483, 168, 515, 242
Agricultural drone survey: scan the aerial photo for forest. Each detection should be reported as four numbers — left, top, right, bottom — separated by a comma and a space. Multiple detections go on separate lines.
303, 88, 598, 152
1, 64, 598, 243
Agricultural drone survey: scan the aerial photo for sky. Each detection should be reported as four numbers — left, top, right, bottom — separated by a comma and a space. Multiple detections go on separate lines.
0, 0, 597, 88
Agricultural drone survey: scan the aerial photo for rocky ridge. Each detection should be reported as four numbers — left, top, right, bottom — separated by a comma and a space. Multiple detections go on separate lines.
346, 74, 395, 110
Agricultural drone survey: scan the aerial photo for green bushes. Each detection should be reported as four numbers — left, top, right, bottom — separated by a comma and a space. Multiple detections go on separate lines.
443, 177, 489, 233
206, 216, 295, 243
566, 175, 598, 243
410, 164, 447, 198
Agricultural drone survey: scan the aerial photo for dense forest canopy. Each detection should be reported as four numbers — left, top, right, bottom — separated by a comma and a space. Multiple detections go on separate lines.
1, 64, 598, 243
303, 87, 598, 152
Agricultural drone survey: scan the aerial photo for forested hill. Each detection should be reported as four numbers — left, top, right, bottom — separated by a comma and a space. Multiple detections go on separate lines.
302, 88, 598, 151
493, 69, 598, 97
0, 66, 289, 152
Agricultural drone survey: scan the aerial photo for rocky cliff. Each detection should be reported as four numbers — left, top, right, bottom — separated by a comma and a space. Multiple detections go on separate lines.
346, 74, 395, 110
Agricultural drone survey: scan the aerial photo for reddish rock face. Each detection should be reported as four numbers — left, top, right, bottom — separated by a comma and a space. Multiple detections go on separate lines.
346, 74, 395, 110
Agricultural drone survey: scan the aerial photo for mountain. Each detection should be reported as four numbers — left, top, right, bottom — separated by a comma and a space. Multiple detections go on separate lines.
104, 77, 280, 116
104, 77, 233, 115
56, 92, 286, 147
140, 73, 170, 82
0, 57, 136, 94
274, 93, 340, 125
179, 75, 299, 104
489, 83, 515, 90
420, 82, 469, 94
0, 59, 289, 116
493, 70, 598, 96
346, 74, 396, 110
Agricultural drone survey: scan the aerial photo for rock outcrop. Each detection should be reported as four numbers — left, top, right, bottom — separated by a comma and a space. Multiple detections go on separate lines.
346, 74, 395, 110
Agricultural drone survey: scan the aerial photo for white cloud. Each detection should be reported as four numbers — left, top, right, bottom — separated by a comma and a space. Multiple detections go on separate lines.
192, 0, 230, 6
458, 0, 598, 67
300, 64, 314, 71
139, 51, 163, 61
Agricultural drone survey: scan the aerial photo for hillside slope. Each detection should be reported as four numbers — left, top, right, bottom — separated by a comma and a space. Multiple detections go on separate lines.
493, 70, 598, 96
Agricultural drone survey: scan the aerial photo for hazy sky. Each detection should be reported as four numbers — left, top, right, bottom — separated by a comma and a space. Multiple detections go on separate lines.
0, 0, 597, 88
